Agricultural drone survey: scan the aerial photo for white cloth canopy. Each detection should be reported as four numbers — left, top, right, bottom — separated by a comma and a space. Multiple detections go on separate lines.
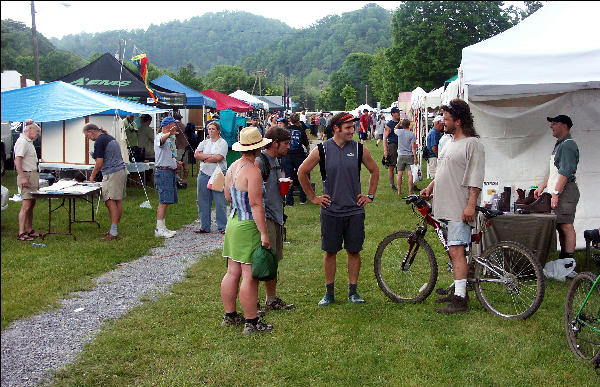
441, 79, 460, 105
462, 1, 600, 100
229, 90, 268, 109
424, 86, 444, 109
461, 1, 600, 249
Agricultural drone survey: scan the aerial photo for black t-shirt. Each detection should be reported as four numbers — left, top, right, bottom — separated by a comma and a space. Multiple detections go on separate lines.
385, 119, 400, 144
93, 133, 115, 159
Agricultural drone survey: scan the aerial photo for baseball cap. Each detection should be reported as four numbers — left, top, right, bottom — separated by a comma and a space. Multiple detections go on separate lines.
547, 115, 572, 128
161, 116, 176, 127
390, 107, 400, 114
277, 117, 288, 123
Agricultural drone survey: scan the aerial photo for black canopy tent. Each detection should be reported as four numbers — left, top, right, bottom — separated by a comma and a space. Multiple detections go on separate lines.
58, 53, 185, 107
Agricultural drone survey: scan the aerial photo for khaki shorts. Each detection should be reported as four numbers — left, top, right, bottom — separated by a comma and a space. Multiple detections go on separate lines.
427, 157, 438, 178
397, 154, 414, 171
102, 168, 127, 201
17, 171, 39, 200
386, 142, 398, 167
266, 218, 284, 261
556, 181, 579, 224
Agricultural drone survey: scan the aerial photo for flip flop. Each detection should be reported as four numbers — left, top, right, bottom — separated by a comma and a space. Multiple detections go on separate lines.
17, 233, 35, 241
28, 230, 42, 238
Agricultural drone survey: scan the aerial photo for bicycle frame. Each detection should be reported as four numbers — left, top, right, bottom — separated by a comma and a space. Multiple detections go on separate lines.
574, 274, 600, 334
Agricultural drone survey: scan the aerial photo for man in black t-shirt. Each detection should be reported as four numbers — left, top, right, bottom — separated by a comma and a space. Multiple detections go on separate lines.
383, 107, 401, 191
282, 113, 310, 206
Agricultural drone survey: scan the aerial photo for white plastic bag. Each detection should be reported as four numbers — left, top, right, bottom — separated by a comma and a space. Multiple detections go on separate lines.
543, 258, 576, 281
207, 168, 225, 192
410, 164, 423, 182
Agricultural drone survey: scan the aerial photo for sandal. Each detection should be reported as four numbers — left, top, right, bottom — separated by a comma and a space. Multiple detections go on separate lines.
28, 230, 42, 238
17, 233, 35, 241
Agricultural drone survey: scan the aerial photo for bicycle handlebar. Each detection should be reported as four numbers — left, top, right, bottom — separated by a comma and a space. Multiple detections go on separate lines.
404, 194, 503, 219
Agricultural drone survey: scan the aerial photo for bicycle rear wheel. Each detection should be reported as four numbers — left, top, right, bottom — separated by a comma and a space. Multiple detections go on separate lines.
565, 272, 600, 360
474, 241, 545, 319
374, 231, 437, 303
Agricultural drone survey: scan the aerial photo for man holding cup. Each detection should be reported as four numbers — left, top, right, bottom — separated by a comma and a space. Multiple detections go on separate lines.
255, 126, 295, 311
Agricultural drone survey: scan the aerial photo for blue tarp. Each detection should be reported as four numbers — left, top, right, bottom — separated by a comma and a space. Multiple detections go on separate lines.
1, 81, 166, 123
151, 75, 217, 108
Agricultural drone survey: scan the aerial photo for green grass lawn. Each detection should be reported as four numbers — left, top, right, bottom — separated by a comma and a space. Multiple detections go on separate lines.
2, 138, 598, 385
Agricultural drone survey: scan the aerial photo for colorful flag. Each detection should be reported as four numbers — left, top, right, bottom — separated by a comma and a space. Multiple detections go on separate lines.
131, 53, 164, 103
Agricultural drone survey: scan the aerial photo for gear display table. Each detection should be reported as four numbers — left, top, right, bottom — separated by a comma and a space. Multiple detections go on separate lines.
479, 212, 557, 265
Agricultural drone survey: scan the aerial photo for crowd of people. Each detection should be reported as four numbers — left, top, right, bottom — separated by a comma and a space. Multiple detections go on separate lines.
14, 98, 595, 334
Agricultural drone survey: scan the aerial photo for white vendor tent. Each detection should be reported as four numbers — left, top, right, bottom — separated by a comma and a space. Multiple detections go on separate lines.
461, 1, 600, 248
229, 90, 268, 109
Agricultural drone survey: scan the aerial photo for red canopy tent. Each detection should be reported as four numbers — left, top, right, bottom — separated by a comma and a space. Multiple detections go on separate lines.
201, 89, 253, 112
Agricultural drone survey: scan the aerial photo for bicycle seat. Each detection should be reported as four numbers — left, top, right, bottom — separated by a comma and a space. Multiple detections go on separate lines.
475, 206, 503, 219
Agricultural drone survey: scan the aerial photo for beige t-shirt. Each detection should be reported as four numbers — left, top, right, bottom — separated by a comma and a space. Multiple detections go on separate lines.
13, 134, 38, 172
433, 136, 485, 222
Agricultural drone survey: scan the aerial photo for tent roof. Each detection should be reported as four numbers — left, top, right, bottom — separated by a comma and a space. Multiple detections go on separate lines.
150, 75, 216, 108
229, 90, 269, 109
462, 2, 600, 97
200, 89, 253, 112
1, 81, 166, 123
58, 53, 184, 105
254, 95, 284, 110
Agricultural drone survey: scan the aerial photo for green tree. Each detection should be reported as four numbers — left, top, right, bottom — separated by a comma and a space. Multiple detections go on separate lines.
173, 63, 204, 91
39, 49, 84, 81
340, 84, 357, 111
203, 65, 253, 94
389, 1, 514, 92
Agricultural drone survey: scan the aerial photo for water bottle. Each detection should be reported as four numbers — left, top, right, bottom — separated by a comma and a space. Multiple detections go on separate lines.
32, 243, 46, 248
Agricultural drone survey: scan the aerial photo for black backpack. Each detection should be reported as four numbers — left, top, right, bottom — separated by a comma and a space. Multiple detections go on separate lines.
258, 152, 280, 182
317, 142, 363, 182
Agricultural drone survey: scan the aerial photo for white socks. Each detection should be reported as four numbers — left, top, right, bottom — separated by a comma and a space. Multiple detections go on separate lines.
156, 219, 166, 230
454, 279, 467, 298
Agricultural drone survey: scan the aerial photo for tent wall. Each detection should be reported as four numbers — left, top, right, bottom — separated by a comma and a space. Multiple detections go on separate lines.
41, 121, 64, 163
469, 88, 600, 248
65, 118, 87, 164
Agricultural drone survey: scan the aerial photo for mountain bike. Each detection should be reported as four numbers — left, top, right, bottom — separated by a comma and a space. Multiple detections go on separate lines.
564, 271, 600, 369
374, 195, 545, 319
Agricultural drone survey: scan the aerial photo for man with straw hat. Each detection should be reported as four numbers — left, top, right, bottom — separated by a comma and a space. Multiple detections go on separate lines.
221, 126, 275, 334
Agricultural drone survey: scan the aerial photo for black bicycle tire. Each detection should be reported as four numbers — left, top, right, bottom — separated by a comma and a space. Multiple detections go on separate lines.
474, 241, 545, 319
564, 271, 600, 360
374, 230, 438, 303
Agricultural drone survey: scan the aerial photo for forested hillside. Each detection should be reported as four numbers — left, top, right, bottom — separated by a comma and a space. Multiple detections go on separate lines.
51, 11, 293, 75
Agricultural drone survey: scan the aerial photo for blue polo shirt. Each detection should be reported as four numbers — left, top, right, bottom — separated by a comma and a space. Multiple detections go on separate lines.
426, 129, 443, 156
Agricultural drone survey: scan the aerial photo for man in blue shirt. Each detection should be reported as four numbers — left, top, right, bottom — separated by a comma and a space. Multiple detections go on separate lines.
426, 116, 444, 179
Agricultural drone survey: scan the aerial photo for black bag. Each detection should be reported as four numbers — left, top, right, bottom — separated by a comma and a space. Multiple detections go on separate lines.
422, 145, 430, 161
251, 246, 278, 281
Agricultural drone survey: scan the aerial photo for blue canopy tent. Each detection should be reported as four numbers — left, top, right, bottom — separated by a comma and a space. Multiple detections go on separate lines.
150, 75, 216, 108
1, 81, 166, 164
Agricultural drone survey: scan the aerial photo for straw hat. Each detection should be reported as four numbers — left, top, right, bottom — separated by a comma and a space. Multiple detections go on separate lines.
232, 127, 272, 151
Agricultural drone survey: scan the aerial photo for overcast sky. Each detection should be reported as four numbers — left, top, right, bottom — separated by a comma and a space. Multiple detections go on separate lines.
1, 1, 404, 39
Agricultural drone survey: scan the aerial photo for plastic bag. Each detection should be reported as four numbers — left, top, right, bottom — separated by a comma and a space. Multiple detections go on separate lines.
410, 163, 423, 182
543, 258, 576, 281
251, 246, 278, 281
207, 168, 225, 192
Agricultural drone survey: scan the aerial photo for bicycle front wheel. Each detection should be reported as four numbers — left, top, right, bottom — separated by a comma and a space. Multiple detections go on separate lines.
374, 231, 437, 303
474, 241, 545, 319
565, 272, 600, 360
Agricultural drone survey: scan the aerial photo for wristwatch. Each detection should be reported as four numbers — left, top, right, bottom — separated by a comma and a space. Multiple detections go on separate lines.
367, 194, 375, 201
553, 190, 560, 195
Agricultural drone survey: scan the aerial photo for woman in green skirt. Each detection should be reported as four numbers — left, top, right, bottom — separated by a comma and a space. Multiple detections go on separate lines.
221, 126, 273, 334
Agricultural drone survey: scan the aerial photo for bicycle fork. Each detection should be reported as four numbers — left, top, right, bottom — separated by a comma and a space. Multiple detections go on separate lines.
402, 227, 427, 271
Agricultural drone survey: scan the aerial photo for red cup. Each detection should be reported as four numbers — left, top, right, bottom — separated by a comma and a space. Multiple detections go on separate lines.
279, 178, 292, 195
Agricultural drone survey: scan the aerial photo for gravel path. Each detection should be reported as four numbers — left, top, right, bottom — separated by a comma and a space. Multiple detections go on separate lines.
1, 221, 224, 387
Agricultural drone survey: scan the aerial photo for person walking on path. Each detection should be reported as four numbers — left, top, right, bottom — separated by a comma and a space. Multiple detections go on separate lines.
534, 115, 580, 260
256, 126, 295, 311
383, 107, 401, 191
194, 121, 228, 234
395, 118, 418, 196
221, 127, 274, 334
420, 99, 485, 314
154, 116, 182, 238
14, 119, 41, 241
298, 112, 379, 306
84, 123, 128, 241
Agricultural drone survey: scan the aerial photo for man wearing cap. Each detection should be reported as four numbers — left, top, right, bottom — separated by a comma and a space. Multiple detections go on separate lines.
426, 116, 444, 179
84, 123, 127, 241
383, 107, 401, 191
154, 116, 182, 238
534, 115, 579, 260
298, 112, 379, 306
277, 117, 288, 129
14, 120, 41, 241
249, 114, 266, 136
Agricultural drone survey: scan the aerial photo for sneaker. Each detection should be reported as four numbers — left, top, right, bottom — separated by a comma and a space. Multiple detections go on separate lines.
348, 293, 365, 303
243, 319, 273, 335
437, 294, 469, 314
221, 313, 244, 327
155, 228, 176, 238
436, 291, 469, 304
101, 233, 120, 241
318, 293, 335, 306
264, 297, 295, 311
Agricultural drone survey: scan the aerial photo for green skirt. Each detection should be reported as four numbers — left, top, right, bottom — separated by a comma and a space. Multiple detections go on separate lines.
222, 216, 261, 264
